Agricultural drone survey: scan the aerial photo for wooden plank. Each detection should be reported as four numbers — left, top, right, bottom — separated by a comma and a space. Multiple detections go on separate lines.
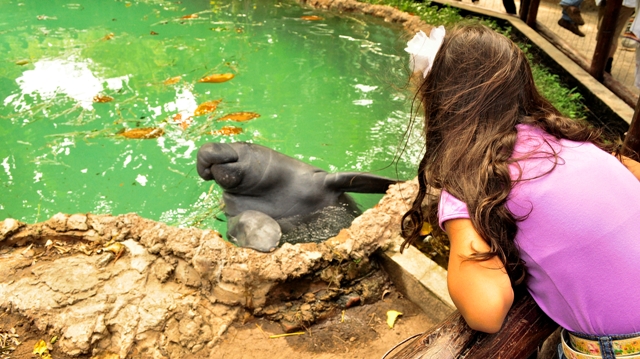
384, 292, 559, 359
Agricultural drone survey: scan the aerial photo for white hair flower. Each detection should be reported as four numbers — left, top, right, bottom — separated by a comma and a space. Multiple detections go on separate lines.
405, 26, 446, 78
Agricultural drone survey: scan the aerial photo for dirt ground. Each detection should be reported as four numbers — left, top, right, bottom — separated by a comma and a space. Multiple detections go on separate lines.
0, 312, 78, 359
0, 285, 435, 359
213, 290, 435, 359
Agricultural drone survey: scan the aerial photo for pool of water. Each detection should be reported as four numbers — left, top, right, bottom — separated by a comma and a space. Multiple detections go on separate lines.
0, 0, 422, 232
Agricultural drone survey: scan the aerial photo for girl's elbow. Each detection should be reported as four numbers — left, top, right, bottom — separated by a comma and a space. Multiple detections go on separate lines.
457, 295, 513, 333
465, 316, 505, 333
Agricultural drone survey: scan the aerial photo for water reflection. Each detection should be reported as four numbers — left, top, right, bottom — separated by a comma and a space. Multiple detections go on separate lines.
4, 57, 130, 111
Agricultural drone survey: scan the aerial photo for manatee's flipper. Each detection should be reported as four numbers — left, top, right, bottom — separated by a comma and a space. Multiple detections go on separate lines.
227, 210, 282, 252
324, 172, 398, 193
196, 143, 240, 181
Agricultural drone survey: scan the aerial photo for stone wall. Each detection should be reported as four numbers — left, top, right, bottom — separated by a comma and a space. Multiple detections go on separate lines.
0, 180, 418, 358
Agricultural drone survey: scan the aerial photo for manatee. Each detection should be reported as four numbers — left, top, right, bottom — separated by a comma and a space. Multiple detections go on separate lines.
196, 142, 398, 252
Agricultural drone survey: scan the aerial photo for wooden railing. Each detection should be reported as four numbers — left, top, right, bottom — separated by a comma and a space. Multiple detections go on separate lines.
383, 292, 559, 359
519, 0, 640, 156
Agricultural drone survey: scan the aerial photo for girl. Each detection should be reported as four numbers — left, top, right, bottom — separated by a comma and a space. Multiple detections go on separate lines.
402, 24, 640, 359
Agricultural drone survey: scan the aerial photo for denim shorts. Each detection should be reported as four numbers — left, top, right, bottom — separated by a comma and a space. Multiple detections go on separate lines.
558, 329, 640, 359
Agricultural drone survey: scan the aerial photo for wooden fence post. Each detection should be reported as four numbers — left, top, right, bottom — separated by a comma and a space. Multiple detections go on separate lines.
525, 0, 540, 29
623, 96, 640, 160
591, 0, 622, 81
519, 0, 531, 22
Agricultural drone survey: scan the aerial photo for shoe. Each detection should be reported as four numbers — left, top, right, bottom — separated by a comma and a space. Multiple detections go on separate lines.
558, 18, 585, 37
561, 5, 584, 25
622, 31, 640, 48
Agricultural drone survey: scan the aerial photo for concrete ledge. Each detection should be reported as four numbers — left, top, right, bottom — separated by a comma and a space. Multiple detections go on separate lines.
377, 234, 455, 323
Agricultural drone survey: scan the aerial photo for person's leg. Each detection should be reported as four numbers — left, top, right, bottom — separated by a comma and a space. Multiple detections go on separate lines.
635, 47, 640, 89
559, 0, 584, 24
557, 344, 567, 359
610, 6, 636, 57
503, 0, 517, 14
558, 0, 586, 37
597, 2, 605, 28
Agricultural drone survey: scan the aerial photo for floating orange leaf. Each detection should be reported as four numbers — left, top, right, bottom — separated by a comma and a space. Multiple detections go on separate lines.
198, 73, 234, 83
181, 14, 199, 19
163, 76, 181, 85
118, 127, 164, 139
102, 33, 115, 41
219, 111, 260, 122
150, 31, 159, 35
301, 15, 323, 21
93, 94, 114, 103
212, 126, 243, 136
194, 99, 222, 117
173, 113, 192, 130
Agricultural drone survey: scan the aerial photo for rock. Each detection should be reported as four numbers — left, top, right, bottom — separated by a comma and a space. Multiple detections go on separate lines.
67, 214, 88, 231
303, 292, 316, 303
47, 213, 69, 231
96, 253, 115, 268
165, 318, 181, 344
151, 258, 174, 283
280, 320, 302, 333
0, 218, 24, 241
345, 295, 361, 308
299, 304, 314, 322
174, 260, 201, 288
262, 306, 279, 316
21, 248, 35, 258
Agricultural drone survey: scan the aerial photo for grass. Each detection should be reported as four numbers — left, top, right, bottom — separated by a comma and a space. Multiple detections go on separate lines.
360, 0, 463, 26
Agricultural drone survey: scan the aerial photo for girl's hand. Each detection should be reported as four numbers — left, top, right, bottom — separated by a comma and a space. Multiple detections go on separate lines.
444, 219, 514, 333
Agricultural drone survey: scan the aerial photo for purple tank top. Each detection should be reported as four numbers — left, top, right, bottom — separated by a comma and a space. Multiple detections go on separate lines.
438, 124, 640, 335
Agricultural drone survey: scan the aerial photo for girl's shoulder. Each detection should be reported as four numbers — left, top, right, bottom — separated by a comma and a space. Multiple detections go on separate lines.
513, 123, 560, 154
510, 123, 612, 184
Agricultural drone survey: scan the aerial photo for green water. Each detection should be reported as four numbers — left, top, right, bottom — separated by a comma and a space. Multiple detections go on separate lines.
0, 0, 422, 231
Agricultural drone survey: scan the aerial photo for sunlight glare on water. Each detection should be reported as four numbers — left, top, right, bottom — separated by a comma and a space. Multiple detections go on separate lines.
0, 0, 424, 233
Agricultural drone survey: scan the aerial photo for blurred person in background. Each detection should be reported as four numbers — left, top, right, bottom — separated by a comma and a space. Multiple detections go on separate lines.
558, 0, 585, 37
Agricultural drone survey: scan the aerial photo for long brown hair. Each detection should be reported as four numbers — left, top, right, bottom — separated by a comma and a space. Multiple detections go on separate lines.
400, 24, 616, 285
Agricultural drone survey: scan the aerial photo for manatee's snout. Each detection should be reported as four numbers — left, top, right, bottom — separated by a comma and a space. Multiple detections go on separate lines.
196, 142, 242, 183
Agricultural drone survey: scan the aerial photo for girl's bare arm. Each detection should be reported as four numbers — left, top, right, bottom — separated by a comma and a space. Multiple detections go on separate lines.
621, 155, 640, 181
445, 219, 514, 333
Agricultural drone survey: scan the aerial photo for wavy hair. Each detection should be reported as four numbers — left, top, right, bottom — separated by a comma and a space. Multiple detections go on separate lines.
400, 24, 617, 285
